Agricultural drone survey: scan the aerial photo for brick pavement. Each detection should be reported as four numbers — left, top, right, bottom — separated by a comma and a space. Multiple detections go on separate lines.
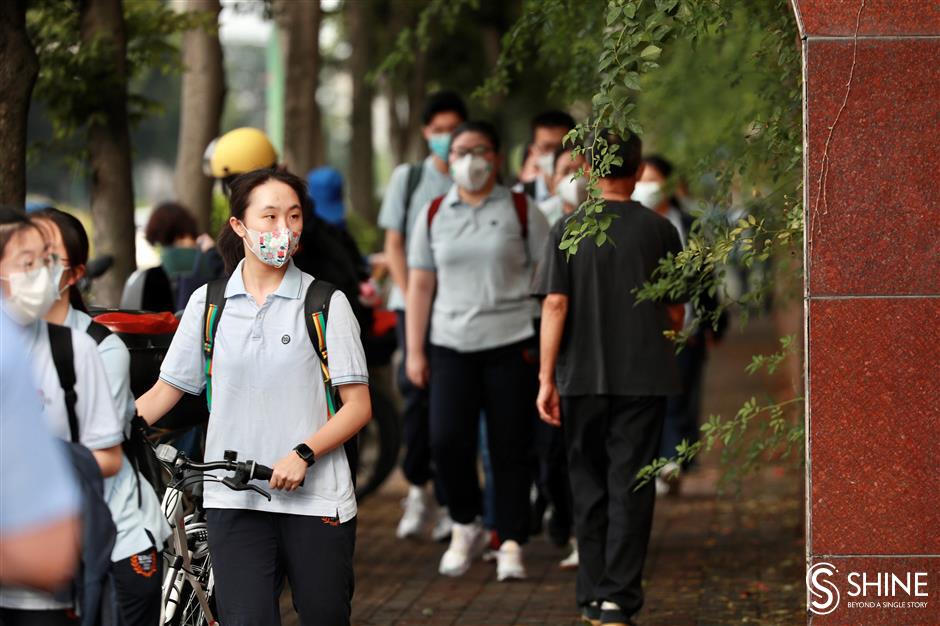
282, 316, 806, 625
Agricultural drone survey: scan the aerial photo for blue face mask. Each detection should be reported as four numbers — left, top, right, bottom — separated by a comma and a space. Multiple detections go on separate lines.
428, 133, 451, 162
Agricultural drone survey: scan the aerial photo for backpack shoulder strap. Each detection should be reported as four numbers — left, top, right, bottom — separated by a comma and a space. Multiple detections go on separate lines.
522, 180, 537, 200
202, 278, 228, 411
400, 163, 424, 234
85, 321, 112, 345
511, 191, 529, 239
303, 279, 340, 416
426, 195, 447, 237
48, 324, 80, 443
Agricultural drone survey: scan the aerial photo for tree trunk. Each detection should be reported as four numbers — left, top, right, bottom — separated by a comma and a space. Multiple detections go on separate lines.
275, 0, 322, 176
404, 50, 428, 163
80, 0, 136, 307
174, 0, 224, 234
347, 0, 374, 221
0, 0, 38, 208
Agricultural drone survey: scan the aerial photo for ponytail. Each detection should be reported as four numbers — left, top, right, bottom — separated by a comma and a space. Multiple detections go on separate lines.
216, 222, 244, 275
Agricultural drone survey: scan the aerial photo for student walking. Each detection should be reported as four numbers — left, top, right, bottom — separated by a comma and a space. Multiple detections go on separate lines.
378, 91, 467, 541
405, 121, 549, 581
533, 131, 686, 626
136, 169, 372, 626
36, 208, 171, 625
0, 207, 125, 626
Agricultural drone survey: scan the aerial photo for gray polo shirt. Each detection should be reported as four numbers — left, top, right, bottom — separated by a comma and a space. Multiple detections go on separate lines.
159, 260, 368, 522
408, 184, 549, 353
378, 156, 453, 311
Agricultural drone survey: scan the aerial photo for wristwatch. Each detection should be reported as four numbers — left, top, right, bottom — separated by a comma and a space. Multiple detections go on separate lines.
293, 443, 316, 466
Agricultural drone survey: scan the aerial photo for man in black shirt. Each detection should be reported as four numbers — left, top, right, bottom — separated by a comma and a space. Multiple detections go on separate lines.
532, 130, 685, 626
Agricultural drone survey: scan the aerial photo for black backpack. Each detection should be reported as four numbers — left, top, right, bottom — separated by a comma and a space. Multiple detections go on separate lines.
46, 323, 119, 626
51, 322, 163, 502
398, 162, 424, 234
201, 278, 358, 480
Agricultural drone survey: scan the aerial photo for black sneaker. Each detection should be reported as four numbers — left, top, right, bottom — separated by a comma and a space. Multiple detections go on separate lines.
580, 602, 601, 626
599, 605, 636, 626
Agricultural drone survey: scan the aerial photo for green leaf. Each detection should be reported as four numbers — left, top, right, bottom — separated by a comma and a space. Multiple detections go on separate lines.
640, 44, 662, 61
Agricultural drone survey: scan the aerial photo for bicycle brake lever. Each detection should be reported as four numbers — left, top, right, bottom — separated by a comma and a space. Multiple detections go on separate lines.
246, 484, 272, 501
220, 476, 272, 501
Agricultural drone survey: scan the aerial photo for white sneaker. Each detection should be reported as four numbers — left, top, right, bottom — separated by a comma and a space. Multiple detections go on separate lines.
438, 519, 488, 577
430, 506, 453, 542
559, 539, 579, 570
496, 540, 527, 581
396, 485, 430, 539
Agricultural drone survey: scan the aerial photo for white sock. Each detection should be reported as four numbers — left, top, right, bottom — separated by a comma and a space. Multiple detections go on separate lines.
601, 601, 621, 611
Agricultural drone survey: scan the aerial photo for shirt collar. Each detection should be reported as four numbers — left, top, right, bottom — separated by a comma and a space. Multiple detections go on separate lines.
224, 258, 304, 300
444, 183, 510, 209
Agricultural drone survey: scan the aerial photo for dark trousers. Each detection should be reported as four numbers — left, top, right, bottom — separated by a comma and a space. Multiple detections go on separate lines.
206, 509, 356, 626
429, 340, 537, 543
112, 545, 162, 625
535, 418, 573, 544
660, 339, 707, 462
395, 311, 444, 503
562, 395, 665, 615
0, 610, 77, 625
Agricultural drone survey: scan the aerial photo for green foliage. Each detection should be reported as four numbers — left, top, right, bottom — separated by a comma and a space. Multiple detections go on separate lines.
636, 335, 804, 492
26, 0, 209, 146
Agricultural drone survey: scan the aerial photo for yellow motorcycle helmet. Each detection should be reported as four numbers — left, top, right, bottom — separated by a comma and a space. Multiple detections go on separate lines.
203, 127, 278, 178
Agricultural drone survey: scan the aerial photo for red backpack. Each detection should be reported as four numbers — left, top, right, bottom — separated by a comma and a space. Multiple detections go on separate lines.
426, 191, 529, 239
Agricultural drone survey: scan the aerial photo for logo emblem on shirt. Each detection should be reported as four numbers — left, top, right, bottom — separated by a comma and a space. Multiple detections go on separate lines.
131, 550, 158, 578
281, 334, 291, 344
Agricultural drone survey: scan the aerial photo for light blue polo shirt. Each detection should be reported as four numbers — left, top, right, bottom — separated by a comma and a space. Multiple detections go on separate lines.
65, 307, 171, 562
378, 156, 453, 311
407, 184, 550, 353
159, 260, 368, 521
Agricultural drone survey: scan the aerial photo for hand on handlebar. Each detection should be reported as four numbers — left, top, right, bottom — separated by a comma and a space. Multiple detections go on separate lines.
270, 452, 308, 491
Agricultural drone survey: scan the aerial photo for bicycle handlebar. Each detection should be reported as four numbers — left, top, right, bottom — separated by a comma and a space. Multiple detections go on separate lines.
157, 444, 276, 500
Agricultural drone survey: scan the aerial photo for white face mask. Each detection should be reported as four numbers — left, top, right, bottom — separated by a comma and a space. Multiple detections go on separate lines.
632, 181, 664, 210
49, 260, 67, 301
450, 154, 493, 192
1, 265, 57, 325
556, 174, 588, 208
536, 152, 556, 178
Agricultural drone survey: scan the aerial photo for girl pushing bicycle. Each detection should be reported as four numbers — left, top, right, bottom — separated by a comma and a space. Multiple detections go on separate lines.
137, 168, 372, 626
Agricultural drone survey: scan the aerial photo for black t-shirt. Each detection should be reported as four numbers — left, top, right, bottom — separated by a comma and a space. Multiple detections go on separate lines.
531, 200, 684, 397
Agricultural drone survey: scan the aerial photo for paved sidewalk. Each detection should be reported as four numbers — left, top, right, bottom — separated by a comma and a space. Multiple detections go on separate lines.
285, 316, 806, 625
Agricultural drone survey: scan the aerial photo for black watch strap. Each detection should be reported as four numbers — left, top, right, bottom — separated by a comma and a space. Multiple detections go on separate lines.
293, 443, 316, 466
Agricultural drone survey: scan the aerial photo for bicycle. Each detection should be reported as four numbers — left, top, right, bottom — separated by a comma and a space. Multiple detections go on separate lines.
155, 443, 274, 626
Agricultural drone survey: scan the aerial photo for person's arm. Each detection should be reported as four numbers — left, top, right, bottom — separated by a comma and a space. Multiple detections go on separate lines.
136, 379, 185, 426
666, 304, 685, 333
0, 516, 80, 590
269, 384, 372, 491
537, 294, 568, 426
384, 229, 408, 295
91, 445, 123, 478
405, 268, 436, 388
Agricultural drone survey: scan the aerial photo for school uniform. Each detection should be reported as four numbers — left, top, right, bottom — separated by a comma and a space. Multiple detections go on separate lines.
407, 184, 549, 544
64, 307, 170, 624
0, 321, 124, 620
378, 157, 452, 494
159, 259, 368, 626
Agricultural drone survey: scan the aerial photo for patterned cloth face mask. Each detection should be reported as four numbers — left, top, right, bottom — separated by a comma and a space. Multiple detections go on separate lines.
239, 223, 301, 268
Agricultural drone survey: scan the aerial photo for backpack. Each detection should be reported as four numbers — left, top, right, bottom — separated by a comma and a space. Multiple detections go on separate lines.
46, 324, 119, 626
201, 278, 358, 480
427, 190, 529, 241
52, 322, 163, 503
399, 162, 424, 234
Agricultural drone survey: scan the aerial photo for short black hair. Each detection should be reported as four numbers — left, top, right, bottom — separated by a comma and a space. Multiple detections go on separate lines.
144, 201, 199, 247
422, 91, 468, 126
586, 129, 643, 180
643, 155, 674, 179
451, 120, 501, 154
531, 110, 575, 137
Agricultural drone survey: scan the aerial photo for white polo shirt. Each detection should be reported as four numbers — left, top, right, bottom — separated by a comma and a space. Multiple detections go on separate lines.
159, 260, 368, 522
407, 184, 549, 352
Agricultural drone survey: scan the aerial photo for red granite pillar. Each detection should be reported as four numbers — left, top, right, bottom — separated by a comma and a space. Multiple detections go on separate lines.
794, 1, 940, 623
